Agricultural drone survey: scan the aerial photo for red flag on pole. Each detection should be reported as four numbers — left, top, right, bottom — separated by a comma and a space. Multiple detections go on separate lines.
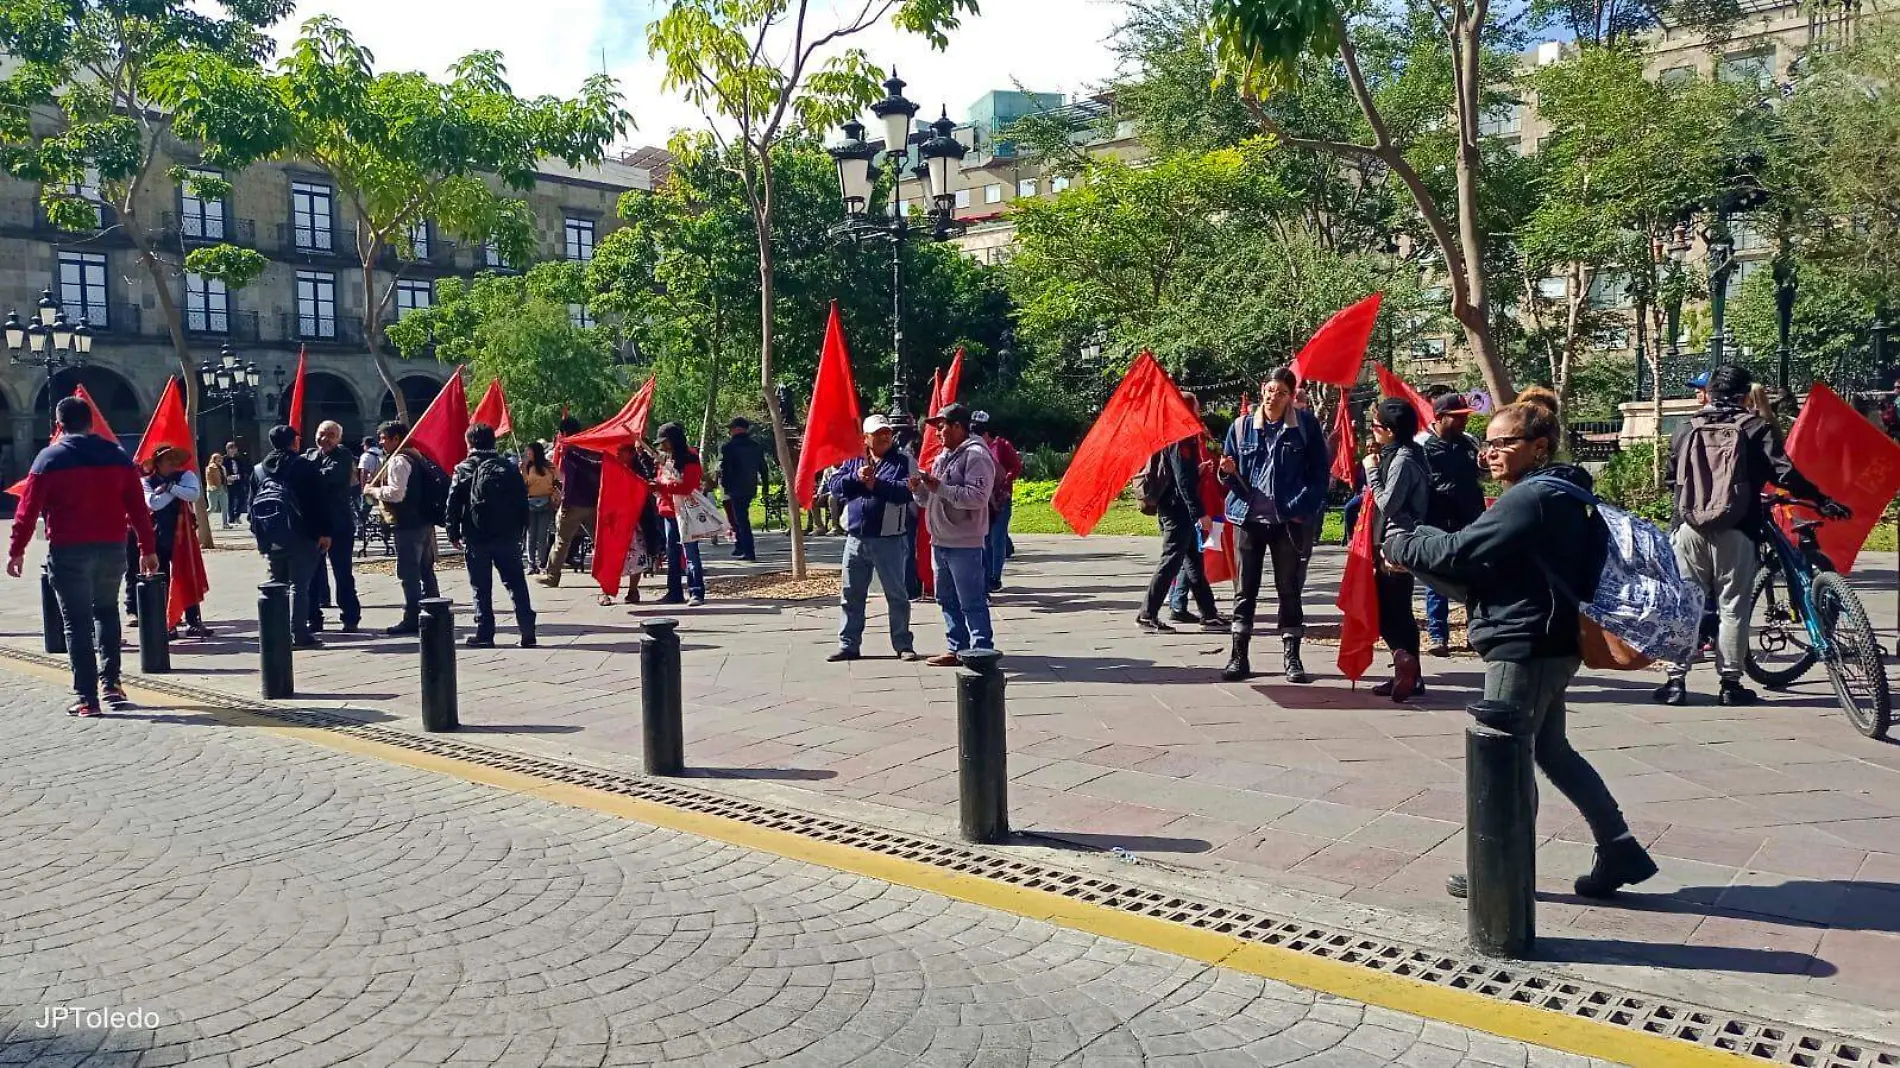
471, 378, 513, 438
135, 376, 196, 469
165, 510, 210, 629
287, 346, 308, 438
590, 454, 651, 597
1376, 364, 1434, 436
401, 374, 471, 473
1336, 488, 1379, 682
1330, 391, 1358, 485
919, 368, 947, 472
794, 302, 863, 509
7, 385, 117, 498
1053, 351, 1205, 536
562, 377, 654, 454
942, 347, 965, 407
1294, 293, 1382, 387
1781, 383, 1900, 573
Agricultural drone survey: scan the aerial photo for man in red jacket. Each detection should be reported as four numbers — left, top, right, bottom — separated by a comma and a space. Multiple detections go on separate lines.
8, 396, 157, 716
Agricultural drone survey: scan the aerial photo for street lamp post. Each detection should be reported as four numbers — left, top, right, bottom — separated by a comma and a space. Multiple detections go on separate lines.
4, 289, 94, 417
1704, 218, 1737, 373
1773, 251, 1798, 399
828, 72, 968, 427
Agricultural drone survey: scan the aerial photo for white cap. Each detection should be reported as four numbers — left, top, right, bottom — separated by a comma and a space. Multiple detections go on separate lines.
970, 410, 991, 425
862, 414, 894, 434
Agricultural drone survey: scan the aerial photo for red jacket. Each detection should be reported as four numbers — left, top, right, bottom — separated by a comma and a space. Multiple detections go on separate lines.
9, 434, 156, 559
655, 456, 702, 519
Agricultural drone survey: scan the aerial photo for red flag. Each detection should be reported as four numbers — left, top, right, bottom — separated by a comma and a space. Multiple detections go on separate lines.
287, 346, 308, 437
472, 378, 513, 438
919, 368, 948, 472
1336, 488, 1379, 682
1376, 364, 1434, 436
166, 510, 210, 629
942, 347, 965, 408
1202, 521, 1236, 586
1053, 351, 1204, 536
561, 377, 654, 454
7, 385, 117, 498
590, 454, 651, 597
1329, 392, 1358, 485
135, 376, 196, 470
1294, 293, 1382, 387
794, 302, 863, 509
1238, 393, 1252, 419
401, 374, 471, 473
1782, 384, 1900, 573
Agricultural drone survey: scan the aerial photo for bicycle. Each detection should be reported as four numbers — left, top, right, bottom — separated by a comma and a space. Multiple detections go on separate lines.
1744, 493, 1891, 739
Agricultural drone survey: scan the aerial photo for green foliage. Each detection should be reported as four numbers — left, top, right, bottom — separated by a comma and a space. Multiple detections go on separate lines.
182, 244, 268, 288
1595, 440, 1672, 522
1207, 0, 1342, 98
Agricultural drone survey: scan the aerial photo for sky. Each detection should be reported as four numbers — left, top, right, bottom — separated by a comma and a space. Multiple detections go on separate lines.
267, 0, 1130, 151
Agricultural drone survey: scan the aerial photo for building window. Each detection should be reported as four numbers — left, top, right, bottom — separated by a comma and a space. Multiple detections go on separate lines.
1411, 338, 1448, 361
953, 188, 972, 209
395, 279, 433, 319
482, 241, 510, 270
1478, 103, 1523, 137
1051, 176, 1072, 193
564, 217, 595, 262
57, 252, 109, 327
568, 303, 595, 329
1718, 50, 1773, 89
984, 184, 1003, 204
295, 270, 338, 339
183, 273, 229, 333
291, 181, 334, 252
1535, 276, 1567, 301
1660, 65, 1696, 87
178, 170, 226, 241
408, 220, 430, 259
1017, 178, 1038, 198
1730, 216, 1769, 252
898, 197, 913, 216
1587, 272, 1628, 308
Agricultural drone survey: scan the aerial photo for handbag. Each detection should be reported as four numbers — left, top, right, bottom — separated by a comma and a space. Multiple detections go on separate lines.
676, 489, 730, 543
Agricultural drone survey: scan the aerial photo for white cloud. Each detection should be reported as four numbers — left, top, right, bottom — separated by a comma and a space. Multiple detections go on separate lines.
267, 0, 1126, 149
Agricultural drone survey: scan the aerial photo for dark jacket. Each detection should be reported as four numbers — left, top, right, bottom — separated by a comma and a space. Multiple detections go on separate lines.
1154, 438, 1206, 522
1383, 463, 1606, 662
1421, 430, 1486, 531
560, 447, 602, 509
255, 449, 332, 544
446, 449, 529, 544
830, 447, 914, 537
1665, 403, 1826, 535
1221, 408, 1331, 527
307, 445, 358, 534
1367, 442, 1429, 550
719, 432, 768, 498
8, 434, 155, 559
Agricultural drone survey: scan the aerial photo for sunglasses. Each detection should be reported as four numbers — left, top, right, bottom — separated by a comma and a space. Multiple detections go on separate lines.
1482, 434, 1530, 451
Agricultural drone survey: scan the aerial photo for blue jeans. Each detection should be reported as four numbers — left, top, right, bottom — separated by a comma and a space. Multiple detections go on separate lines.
984, 500, 1013, 587
47, 542, 126, 703
838, 534, 913, 654
933, 545, 993, 653
1424, 585, 1450, 646
664, 517, 705, 600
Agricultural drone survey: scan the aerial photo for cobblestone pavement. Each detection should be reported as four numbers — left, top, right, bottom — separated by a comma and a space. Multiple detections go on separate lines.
4, 525, 1899, 1038
0, 675, 1619, 1068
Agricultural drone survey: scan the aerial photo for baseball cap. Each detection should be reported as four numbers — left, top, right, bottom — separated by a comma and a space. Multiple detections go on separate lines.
862, 414, 894, 434
1687, 370, 1711, 390
970, 409, 992, 426
926, 402, 973, 427
1432, 393, 1474, 417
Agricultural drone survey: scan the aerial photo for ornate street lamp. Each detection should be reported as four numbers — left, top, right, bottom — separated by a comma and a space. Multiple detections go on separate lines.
5, 290, 91, 405
1703, 219, 1738, 372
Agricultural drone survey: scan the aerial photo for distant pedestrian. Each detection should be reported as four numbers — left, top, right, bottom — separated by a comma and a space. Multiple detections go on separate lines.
364, 421, 446, 635
1364, 398, 1429, 701
718, 416, 766, 562
220, 441, 250, 524
653, 422, 707, 606
828, 415, 918, 662
896, 427, 924, 600
356, 436, 382, 532
204, 456, 229, 529
1420, 393, 1484, 656
805, 468, 841, 536
7, 396, 157, 716
603, 444, 662, 606
521, 440, 559, 574
127, 446, 212, 640
538, 415, 599, 588
971, 411, 1021, 592
446, 422, 536, 648
250, 424, 332, 649
911, 403, 995, 666
1138, 409, 1228, 635
305, 420, 362, 633
1165, 392, 1226, 623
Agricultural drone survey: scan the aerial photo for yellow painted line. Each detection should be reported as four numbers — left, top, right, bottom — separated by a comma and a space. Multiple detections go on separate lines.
10, 658, 1752, 1067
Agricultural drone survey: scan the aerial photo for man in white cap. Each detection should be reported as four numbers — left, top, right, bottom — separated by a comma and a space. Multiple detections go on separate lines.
825, 414, 919, 662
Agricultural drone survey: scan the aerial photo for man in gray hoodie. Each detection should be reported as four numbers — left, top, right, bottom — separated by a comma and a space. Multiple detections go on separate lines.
910, 403, 996, 666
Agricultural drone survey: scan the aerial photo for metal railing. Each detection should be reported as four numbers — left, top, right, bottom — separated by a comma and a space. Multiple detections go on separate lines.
1566, 419, 1624, 462
184, 308, 260, 341
278, 312, 364, 347
162, 211, 257, 248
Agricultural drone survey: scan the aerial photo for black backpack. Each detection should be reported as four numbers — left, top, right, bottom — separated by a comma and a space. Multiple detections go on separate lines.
403, 454, 449, 528
249, 468, 302, 545
467, 456, 526, 538
1132, 449, 1175, 516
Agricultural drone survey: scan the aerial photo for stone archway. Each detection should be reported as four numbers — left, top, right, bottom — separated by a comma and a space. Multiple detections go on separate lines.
278, 371, 365, 445
33, 367, 143, 453
379, 375, 444, 426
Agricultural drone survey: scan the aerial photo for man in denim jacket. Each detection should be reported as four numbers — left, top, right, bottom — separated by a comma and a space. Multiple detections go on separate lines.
827, 415, 918, 662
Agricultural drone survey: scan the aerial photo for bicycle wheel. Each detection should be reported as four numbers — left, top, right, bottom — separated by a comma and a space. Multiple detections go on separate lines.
1812, 571, 1892, 740
1744, 561, 1817, 689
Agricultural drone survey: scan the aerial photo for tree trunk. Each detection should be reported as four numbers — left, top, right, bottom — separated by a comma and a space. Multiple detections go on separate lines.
1556, 262, 1592, 427
753, 170, 807, 577
697, 298, 724, 459
126, 211, 217, 549
1450, 8, 1507, 406
361, 249, 407, 424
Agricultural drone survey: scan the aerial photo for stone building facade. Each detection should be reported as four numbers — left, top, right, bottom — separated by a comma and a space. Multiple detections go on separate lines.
0, 142, 652, 487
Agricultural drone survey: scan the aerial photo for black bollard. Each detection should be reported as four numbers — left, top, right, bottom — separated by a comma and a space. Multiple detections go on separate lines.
955, 649, 1009, 844
257, 582, 294, 699
1465, 699, 1537, 958
135, 575, 170, 674
40, 567, 66, 655
419, 598, 458, 732
640, 618, 683, 775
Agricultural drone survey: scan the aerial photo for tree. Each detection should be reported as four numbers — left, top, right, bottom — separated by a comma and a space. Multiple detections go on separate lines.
648, 0, 979, 578
166, 16, 628, 423
2, 0, 282, 545
384, 263, 623, 440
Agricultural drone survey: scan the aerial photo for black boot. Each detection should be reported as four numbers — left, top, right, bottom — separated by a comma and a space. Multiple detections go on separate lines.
1221, 634, 1252, 681
1574, 836, 1659, 898
1282, 635, 1310, 684
519, 612, 537, 649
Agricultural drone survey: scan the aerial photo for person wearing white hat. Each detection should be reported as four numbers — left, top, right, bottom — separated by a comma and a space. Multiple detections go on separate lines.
826, 414, 919, 662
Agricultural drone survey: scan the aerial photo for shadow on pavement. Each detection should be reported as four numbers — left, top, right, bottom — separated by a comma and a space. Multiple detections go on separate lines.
454, 723, 585, 735
684, 766, 838, 781
1024, 829, 1214, 855
1536, 937, 1834, 976
1545, 879, 1900, 934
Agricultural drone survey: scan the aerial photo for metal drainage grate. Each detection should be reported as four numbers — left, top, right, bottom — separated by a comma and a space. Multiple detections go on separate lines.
8, 647, 1895, 1068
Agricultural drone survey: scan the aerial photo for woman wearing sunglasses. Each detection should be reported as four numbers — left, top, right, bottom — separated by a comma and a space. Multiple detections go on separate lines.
1382, 388, 1657, 901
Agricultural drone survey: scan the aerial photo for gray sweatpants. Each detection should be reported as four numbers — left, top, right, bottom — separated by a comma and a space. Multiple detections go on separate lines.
1668, 524, 1756, 682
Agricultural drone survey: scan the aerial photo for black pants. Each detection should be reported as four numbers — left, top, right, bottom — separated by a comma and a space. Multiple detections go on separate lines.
1232, 521, 1311, 637
1485, 657, 1630, 846
1375, 568, 1419, 656
465, 537, 534, 638
266, 537, 321, 642
725, 492, 756, 559
309, 527, 360, 628
124, 534, 202, 627
49, 543, 125, 703
1145, 510, 1218, 619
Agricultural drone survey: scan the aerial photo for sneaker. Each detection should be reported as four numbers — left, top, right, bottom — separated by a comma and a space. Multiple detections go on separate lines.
384, 622, 420, 637
184, 623, 215, 639
1446, 873, 1468, 899
1652, 678, 1687, 706
1199, 615, 1232, 633
926, 653, 962, 668
535, 574, 561, 588
826, 649, 859, 663
338, 619, 361, 634
1425, 641, 1451, 658
688, 596, 706, 607
1574, 837, 1659, 899
1718, 680, 1759, 706
1167, 609, 1201, 625
464, 635, 497, 649
895, 649, 920, 662
1136, 615, 1176, 634
74, 701, 105, 719
292, 635, 324, 650
101, 686, 133, 712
